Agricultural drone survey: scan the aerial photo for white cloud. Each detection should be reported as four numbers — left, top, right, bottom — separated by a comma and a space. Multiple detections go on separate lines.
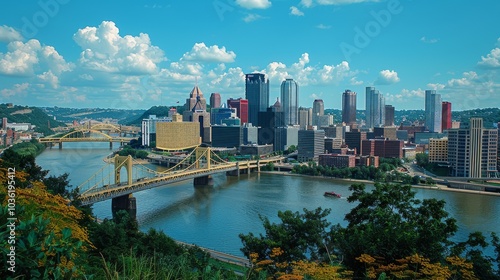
300, 0, 313, 7
37, 71, 59, 89
209, 67, 245, 89
236, 0, 272, 9
0, 25, 23, 42
73, 21, 166, 74
0, 40, 40, 76
290, 6, 304, 16
427, 83, 445, 90
350, 77, 363, 85
316, 24, 331, 29
170, 61, 203, 76
316, 61, 351, 84
385, 88, 424, 103
375, 69, 400, 85
260, 54, 354, 87
447, 71, 478, 87
243, 14, 264, 22
420, 36, 439, 44
478, 38, 500, 68
181, 43, 236, 63
0, 39, 72, 77
1, 83, 30, 98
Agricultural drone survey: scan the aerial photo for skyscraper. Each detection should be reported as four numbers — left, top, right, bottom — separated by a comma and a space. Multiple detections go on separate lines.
227, 98, 249, 124
442, 101, 452, 131
384, 105, 395, 126
342, 89, 357, 125
365, 87, 385, 128
210, 93, 221, 109
182, 85, 211, 143
298, 107, 312, 130
448, 118, 498, 177
280, 78, 299, 126
245, 73, 269, 126
425, 90, 442, 133
312, 99, 324, 126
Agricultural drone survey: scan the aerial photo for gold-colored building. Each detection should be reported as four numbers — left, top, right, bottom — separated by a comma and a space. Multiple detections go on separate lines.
428, 137, 448, 163
156, 122, 201, 150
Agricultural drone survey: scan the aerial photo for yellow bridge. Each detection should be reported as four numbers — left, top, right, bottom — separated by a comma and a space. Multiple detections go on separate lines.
74, 146, 283, 217
39, 123, 138, 148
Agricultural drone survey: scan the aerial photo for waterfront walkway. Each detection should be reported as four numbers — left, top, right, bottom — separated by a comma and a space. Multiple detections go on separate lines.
175, 240, 251, 268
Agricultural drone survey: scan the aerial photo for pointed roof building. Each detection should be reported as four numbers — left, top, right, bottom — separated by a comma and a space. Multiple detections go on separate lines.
185, 85, 207, 112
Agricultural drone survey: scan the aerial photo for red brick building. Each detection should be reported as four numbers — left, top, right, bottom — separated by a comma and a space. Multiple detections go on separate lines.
319, 154, 356, 168
361, 139, 404, 158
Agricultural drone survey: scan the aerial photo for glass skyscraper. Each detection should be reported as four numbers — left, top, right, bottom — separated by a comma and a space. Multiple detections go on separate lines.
342, 89, 357, 125
365, 86, 385, 128
245, 73, 269, 126
280, 78, 299, 126
425, 90, 442, 133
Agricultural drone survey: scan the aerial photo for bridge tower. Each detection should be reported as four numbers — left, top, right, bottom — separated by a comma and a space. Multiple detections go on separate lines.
111, 155, 137, 219
193, 147, 213, 187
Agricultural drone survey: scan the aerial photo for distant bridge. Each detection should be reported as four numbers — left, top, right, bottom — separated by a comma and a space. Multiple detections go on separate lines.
39, 123, 138, 149
74, 146, 283, 218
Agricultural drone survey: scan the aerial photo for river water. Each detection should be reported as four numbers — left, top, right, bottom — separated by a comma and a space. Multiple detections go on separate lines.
36, 142, 500, 257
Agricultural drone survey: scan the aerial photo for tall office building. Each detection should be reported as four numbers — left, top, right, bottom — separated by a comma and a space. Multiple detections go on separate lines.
141, 115, 171, 146
227, 98, 249, 124
447, 118, 498, 177
210, 104, 237, 125
312, 99, 324, 126
245, 73, 269, 126
425, 90, 442, 133
298, 107, 312, 130
210, 93, 221, 109
298, 128, 325, 162
342, 90, 357, 125
384, 105, 395, 127
182, 86, 211, 143
345, 130, 366, 155
274, 126, 299, 152
184, 85, 207, 112
280, 78, 299, 126
365, 87, 385, 128
442, 101, 452, 131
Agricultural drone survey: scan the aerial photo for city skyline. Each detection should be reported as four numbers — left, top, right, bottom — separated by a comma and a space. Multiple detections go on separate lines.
0, 1, 499, 110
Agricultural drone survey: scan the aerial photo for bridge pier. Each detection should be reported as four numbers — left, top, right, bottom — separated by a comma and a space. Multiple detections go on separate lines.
58, 142, 62, 149
194, 175, 214, 187
112, 194, 137, 220
110, 142, 113, 149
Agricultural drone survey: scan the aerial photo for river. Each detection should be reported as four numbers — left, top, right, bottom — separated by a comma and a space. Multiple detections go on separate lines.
36, 142, 500, 257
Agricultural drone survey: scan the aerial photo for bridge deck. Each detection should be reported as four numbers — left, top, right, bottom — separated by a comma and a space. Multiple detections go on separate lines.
76, 156, 284, 206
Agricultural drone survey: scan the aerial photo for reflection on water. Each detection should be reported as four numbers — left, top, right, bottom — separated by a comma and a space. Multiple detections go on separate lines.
36, 142, 500, 257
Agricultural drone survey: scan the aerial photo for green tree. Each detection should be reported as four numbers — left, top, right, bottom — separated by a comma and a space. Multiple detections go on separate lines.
451, 232, 500, 279
239, 208, 332, 263
43, 173, 71, 198
330, 183, 458, 277
415, 153, 429, 167
0, 206, 86, 279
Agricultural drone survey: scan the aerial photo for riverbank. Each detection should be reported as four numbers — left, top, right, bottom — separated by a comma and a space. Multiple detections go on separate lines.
259, 171, 500, 197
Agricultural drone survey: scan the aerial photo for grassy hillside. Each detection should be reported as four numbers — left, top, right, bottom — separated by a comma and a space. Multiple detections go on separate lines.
0, 104, 66, 136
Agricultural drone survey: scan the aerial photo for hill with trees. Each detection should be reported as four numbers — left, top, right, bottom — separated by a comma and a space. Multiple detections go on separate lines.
0, 104, 66, 136
41, 106, 145, 125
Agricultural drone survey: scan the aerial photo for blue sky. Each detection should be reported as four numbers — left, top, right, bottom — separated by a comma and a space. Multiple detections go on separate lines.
0, 0, 499, 111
